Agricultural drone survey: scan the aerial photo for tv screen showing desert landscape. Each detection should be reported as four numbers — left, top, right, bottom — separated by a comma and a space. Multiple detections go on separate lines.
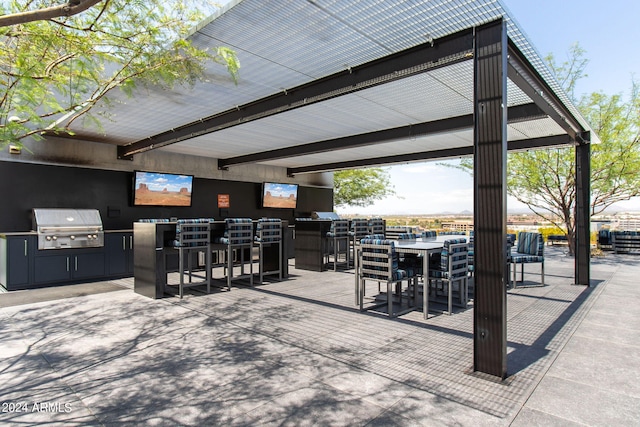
262, 182, 298, 209
133, 171, 193, 207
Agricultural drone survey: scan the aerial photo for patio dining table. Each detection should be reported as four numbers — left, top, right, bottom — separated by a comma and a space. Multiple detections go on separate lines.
354, 237, 445, 319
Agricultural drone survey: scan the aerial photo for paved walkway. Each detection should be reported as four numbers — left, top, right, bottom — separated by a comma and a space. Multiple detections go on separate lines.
0, 247, 638, 426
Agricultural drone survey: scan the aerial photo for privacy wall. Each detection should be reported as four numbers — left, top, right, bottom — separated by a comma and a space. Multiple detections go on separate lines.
0, 161, 333, 232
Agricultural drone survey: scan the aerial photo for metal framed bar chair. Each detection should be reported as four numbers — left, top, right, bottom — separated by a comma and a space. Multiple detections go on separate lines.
212, 218, 254, 290
349, 218, 369, 266
325, 219, 350, 271
368, 218, 385, 236
168, 218, 212, 298
421, 230, 437, 239
508, 231, 544, 287
358, 238, 417, 317
254, 218, 282, 284
428, 238, 468, 315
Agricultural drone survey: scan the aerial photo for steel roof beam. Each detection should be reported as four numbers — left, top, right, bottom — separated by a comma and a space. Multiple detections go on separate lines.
117, 28, 475, 159
219, 102, 546, 168
507, 42, 585, 142
286, 134, 569, 176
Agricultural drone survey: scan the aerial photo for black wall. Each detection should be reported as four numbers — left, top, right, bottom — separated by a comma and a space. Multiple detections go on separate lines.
0, 161, 333, 232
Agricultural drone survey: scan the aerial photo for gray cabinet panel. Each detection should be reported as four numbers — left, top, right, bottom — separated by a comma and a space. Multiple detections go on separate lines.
74, 253, 106, 279
0, 235, 34, 290
34, 255, 71, 283
106, 232, 134, 276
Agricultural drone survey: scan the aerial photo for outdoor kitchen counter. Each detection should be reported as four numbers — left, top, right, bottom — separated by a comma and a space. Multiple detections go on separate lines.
1, 230, 131, 236
1, 229, 134, 291
0, 231, 37, 237
132, 221, 290, 299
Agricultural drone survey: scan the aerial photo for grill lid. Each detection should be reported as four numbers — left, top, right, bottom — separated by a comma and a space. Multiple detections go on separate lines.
33, 208, 104, 250
311, 211, 341, 220
33, 208, 103, 230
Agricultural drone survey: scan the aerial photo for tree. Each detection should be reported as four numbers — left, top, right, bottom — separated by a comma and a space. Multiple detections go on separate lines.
1, 1, 239, 147
454, 44, 640, 255
0, 1, 103, 27
510, 46, 640, 255
333, 168, 396, 208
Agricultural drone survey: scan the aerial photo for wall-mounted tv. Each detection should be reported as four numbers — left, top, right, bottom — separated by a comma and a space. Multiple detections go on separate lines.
133, 171, 193, 207
262, 182, 298, 209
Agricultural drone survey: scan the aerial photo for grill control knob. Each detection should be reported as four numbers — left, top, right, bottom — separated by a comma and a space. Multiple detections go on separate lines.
70, 235, 75, 240
46, 236, 52, 241
88, 235, 93, 240
52, 236, 57, 241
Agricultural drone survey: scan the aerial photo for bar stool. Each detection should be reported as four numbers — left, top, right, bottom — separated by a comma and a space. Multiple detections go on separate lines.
349, 218, 369, 265
254, 218, 282, 284
212, 218, 253, 290
325, 219, 350, 271
168, 218, 212, 298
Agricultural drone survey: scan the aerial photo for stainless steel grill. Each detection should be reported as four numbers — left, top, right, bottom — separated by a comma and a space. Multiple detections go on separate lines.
33, 208, 104, 250
311, 212, 341, 220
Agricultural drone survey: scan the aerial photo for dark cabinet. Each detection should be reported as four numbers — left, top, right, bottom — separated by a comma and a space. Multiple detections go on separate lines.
2, 231, 132, 290
106, 232, 134, 276
34, 251, 105, 284
0, 235, 35, 290
34, 255, 71, 283
74, 253, 107, 279
294, 220, 332, 271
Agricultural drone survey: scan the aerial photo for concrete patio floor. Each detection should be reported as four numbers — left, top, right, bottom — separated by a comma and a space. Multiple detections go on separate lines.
1, 246, 639, 426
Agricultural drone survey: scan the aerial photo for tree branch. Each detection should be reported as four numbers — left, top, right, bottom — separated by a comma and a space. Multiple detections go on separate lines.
0, 0, 103, 27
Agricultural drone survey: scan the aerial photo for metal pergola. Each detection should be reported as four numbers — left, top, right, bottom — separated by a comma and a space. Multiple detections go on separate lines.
68, 0, 594, 380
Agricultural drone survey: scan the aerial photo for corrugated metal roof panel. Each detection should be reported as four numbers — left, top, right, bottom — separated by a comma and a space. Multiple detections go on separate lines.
68, 0, 595, 168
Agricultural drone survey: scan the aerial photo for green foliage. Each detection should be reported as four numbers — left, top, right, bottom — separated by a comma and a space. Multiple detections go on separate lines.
537, 226, 567, 241
449, 44, 640, 255
583, 86, 640, 214
507, 147, 575, 231
0, 1, 239, 146
543, 43, 589, 103
333, 168, 396, 207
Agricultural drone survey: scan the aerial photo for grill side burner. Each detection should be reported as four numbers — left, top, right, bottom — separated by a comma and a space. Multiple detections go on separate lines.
33, 208, 104, 250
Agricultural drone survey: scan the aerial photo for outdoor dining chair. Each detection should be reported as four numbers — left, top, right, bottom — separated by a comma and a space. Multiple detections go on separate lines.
508, 231, 544, 287
428, 238, 468, 315
358, 238, 417, 317
368, 218, 385, 236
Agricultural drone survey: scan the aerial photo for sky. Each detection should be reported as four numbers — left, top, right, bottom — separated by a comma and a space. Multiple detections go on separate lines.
338, 0, 640, 216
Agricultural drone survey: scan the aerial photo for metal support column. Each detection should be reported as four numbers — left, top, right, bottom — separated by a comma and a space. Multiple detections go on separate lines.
575, 134, 591, 285
473, 19, 508, 379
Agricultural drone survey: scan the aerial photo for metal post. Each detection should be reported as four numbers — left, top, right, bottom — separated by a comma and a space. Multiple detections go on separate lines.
473, 19, 508, 379
575, 135, 591, 285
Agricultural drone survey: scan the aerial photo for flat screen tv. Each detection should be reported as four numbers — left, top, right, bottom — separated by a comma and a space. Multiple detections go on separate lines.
133, 171, 193, 207
262, 182, 298, 209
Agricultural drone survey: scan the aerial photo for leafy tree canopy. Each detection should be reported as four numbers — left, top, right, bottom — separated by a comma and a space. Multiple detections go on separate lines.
1, 0, 239, 147
333, 168, 396, 208
454, 43, 640, 254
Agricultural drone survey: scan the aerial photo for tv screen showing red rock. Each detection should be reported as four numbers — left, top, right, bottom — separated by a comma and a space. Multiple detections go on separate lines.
133, 171, 193, 207
262, 182, 298, 208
